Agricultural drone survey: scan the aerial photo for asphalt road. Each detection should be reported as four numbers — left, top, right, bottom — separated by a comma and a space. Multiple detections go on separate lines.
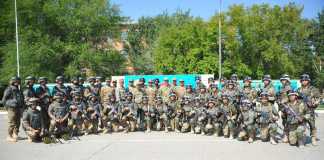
0, 113, 323, 160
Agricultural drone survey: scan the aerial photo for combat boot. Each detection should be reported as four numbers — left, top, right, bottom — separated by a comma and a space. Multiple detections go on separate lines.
282, 134, 288, 143
12, 132, 18, 141
270, 137, 277, 145
248, 137, 254, 143
164, 127, 169, 133
311, 136, 317, 146
229, 133, 234, 140
298, 139, 305, 148
6, 135, 16, 142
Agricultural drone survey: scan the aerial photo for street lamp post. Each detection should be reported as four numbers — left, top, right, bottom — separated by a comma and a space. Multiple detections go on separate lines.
218, 0, 222, 81
14, 0, 20, 77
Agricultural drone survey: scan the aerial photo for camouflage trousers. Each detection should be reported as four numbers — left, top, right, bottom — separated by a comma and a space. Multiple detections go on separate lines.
101, 115, 119, 132
26, 130, 42, 141
6, 107, 22, 136
156, 114, 171, 131
120, 116, 136, 132
259, 123, 277, 141
288, 124, 306, 145
223, 120, 236, 137
83, 119, 99, 134
68, 118, 84, 135
49, 120, 69, 135
305, 116, 317, 138
238, 124, 255, 140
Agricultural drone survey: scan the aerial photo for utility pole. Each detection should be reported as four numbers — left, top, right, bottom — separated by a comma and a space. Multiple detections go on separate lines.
218, 0, 222, 81
14, 0, 20, 77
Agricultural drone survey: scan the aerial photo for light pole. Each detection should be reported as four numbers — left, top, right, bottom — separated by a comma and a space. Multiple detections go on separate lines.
14, 0, 20, 77
218, 0, 222, 81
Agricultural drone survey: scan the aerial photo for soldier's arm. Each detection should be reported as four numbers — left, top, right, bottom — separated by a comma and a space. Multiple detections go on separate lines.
47, 105, 55, 120
1, 87, 12, 105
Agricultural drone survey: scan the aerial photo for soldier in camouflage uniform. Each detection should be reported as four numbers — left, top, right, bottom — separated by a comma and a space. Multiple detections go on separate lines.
101, 94, 120, 133
84, 95, 101, 135
237, 99, 256, 143
195, 76, 206, 92
100, 78, 115, 104
133, 82, 145, 105
35, 77, 51, 131
255, 92, 279, 145
260, 75, 276, 103
52, 76, 70, 102
197, 85, 209, 105
205, 98, 223, 136
84, 77, 100, 100
166, 93, 180, 131
192, 97, 207, 134
222, 80, 239, 101
116, 79, 127, 102
174, 79, 186, 99
128, 80, 136, 94
70, 77, 84, 98
158, 78, 172, 103
184, 85, 195, 101
220, 94, 237, 139
180, 96, 195, 133
48, 93, 70, 138
145, 80, 157, 106
277, 74, 292, 143
230, 74, 240, 89
281, 91, 308, 148
241, 76, 257, 103
23, 76, 37, 109
68, 92, 87, 136
297, 74, 321, 146
208, 84, 220, 100
23, 97, 45, 142
141, 96, 157, 132
120, 92, 138, 133
155, 96, 173, 132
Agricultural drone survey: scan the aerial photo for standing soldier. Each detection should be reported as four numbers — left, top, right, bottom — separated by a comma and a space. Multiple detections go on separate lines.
207, 77, 214, 91
128, 80, 136, 94
95, 76, 103, 90
52, 76, 70, 101
241, 76, 257, 103
174, 79, 186, 99
69, 92, 87, 136
297, 74, 321, 146
277, 74, 292, 142
260, 75, 276, 103
100, 78, 115, 104
195, 76, 205, 92
184, 85, 195, 101
23, 76, 36, 109
255, 92, 279, 145
171, 78, 177, 91
2, 76, 24, 142
237, 99, 256, 143
220, 94, 237, 139
282, 91, 308, 148
197, 86, 209, 105
154, 78, 160, 90
208, 84, 220, 101
222, 80, 239, 101
133, 81, 145, 105
145, 80, 157, 106
205, 98, 223, 136
158, 78, 172, 103
230, 74, 240, 89
84, 77, 100, 99
23, 97, 45, 142
70, 77, 84, 97
35, 77, 51, 131
116, 79, 127, 102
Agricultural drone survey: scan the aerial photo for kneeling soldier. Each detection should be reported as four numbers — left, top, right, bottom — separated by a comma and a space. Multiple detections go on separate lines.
23, 98, 45, 142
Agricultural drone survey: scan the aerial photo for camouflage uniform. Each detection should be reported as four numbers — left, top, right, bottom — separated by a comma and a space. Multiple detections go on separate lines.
241, 76, 258, 103
68, 93, 87, 136
297, 74, 321, 145
260, 75, 276, 102
220, 94, 237, 139
166, 93, 180, 131
2, 77, 25, 142
192, 97, 207, 134
145, 82, 157, 106
205, 99, 224, 136
84, 95, 101, 135
101, 94, 120, 133
141, 96, 157, 132
48, 93, 70, 137
120, 93, 138, 133
237, 99, 256, 143
255, 92, 279, 144
100, 81, 115, 104
158, 83, 172, 103
180, 97, 194, 133
35, 77, 51, 130
84, 77, 100, 100
281, 92, 308, 147
23, 98, 45, 142
23, 76, 37, 110
155, 96, 173, 132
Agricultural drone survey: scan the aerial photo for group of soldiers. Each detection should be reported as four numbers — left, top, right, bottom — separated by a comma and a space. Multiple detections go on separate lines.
1, 73, 321, 147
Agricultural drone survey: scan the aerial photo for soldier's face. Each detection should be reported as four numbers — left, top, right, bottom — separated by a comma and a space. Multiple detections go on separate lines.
289, 95, 296, 101
228, 84, 234, 89
170, 96, 175, 101
180, 82, 184, 86
244, 81, 250, 86
222, 98, 228, 104
301, 80, 309, 86
261, 97, 268, 103
208, 103, 214, 108
212, 88, 217, 92
281, 80, 287, 84
263, 80, 270, 86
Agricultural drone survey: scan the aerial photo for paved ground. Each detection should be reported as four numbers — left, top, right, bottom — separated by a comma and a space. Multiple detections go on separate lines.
0, 113, 323, 160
